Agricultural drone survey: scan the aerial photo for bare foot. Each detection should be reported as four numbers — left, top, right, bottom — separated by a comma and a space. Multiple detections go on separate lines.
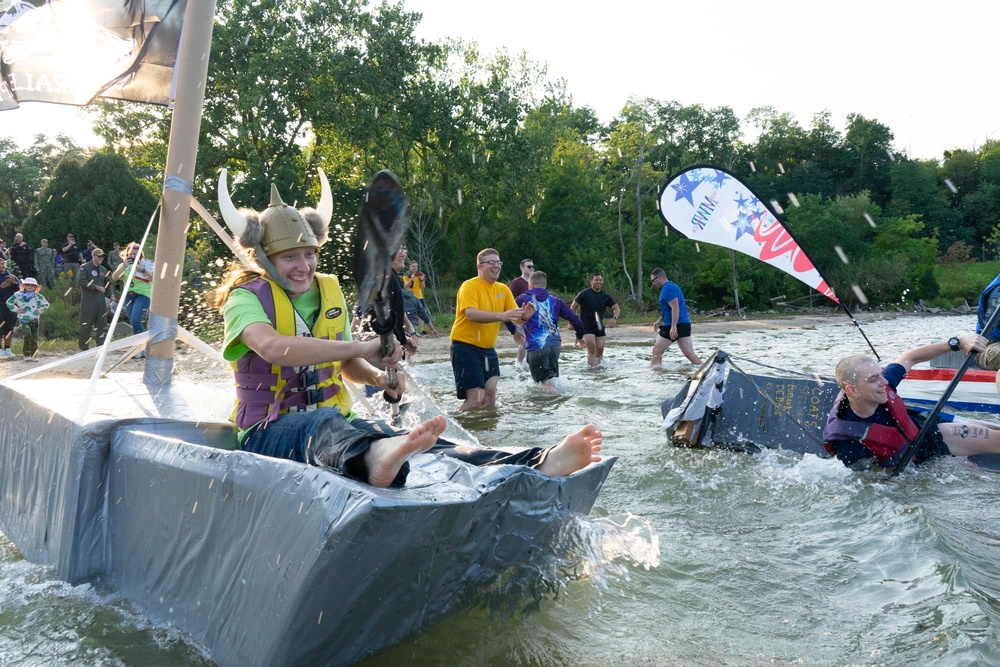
364, 415, 447, 487
536, 424, 603, 477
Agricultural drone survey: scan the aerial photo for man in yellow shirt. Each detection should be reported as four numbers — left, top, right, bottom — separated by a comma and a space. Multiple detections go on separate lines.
451, 248, 536, 410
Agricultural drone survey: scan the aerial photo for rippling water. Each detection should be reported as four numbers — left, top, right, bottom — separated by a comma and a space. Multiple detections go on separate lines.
5, 314, 1000, 666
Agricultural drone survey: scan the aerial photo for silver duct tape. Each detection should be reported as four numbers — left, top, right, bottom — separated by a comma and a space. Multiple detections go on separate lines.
142, 354, 173, 386
147, 313, 179, 345
163, 175, 194, 195
142, 313, 179, 385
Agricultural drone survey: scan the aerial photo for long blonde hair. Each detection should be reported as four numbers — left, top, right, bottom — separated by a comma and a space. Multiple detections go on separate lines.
205, 251, 266, 312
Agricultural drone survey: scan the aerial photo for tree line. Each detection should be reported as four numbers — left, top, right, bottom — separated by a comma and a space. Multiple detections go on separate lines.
2, 0, 998, 314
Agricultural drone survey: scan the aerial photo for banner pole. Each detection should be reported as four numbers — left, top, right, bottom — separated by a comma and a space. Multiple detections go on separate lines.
839, 302, 880, 362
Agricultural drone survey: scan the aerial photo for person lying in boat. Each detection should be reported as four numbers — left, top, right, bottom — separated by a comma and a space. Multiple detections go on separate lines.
824, 334, 1000, 468
210, 169, 602, 487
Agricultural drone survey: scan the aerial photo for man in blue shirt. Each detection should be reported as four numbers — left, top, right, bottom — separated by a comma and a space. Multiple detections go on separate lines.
650, 268, 701, 366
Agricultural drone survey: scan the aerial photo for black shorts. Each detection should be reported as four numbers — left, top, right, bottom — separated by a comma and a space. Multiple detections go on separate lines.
0, 308, 16, 337
527, 345, 560, 383
450, 341, 500, 399
582, 322, 606, 337
658, 322, 692, 340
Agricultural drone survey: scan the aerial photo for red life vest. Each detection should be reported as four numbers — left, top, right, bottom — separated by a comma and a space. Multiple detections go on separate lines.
822, 387, 919, 464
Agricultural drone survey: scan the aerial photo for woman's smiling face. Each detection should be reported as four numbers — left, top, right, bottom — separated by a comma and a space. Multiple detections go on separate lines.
270, 247, 317, 297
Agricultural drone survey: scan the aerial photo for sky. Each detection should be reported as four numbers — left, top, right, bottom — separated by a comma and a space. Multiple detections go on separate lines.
3, 0, 998, 161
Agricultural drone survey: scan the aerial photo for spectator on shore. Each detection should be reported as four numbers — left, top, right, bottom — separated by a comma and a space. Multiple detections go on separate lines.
112, 242, 155, 339
78, 248, 111, 351
62, 234, 82, 283
404, 259, 437, 336
10, 233, 33, 279
5, 277, 49, 361
34, 239, 56, 289
0, 258, 19, 356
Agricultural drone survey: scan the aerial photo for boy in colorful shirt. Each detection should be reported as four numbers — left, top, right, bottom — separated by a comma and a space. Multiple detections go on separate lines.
6, 277, 49, 361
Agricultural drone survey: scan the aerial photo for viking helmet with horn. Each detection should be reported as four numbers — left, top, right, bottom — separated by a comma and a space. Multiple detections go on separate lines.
218, 168, 333, 293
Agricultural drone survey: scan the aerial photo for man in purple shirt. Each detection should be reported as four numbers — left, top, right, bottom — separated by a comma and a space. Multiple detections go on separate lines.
515, 271, 584, 392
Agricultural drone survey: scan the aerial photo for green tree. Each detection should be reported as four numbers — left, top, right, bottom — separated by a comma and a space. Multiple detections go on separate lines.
0, 134, 85, 239
24, 150, 158, 251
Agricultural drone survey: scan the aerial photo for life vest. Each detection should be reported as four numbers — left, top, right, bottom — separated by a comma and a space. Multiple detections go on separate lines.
977, 273, 1000, 340
230, 275, 352, 430
822, 387, 919, 464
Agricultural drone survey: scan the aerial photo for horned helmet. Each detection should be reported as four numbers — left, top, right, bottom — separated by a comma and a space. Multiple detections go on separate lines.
218, 168, 333, 293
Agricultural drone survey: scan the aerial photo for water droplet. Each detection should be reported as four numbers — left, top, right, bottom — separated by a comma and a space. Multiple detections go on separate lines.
851, 284, 868, 304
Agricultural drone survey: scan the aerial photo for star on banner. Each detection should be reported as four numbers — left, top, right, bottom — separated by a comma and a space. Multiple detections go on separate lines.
670, 172, 699, 206
730, 212, 755, 241
710, 170, 730, 188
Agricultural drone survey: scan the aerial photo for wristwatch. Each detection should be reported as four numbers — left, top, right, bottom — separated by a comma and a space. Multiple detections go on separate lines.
948, 337, 961, 352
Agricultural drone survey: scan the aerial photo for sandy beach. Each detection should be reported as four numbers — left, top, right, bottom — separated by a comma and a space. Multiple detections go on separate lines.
0, 310, 963, 380
0, 312, 968, 380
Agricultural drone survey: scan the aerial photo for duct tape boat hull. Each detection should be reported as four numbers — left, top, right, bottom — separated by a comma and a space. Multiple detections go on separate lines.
0, 375, 614, 666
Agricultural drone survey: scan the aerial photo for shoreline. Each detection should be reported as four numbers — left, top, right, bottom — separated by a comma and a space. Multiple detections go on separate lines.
0, 310, 972, 379
394, 309, 966, 364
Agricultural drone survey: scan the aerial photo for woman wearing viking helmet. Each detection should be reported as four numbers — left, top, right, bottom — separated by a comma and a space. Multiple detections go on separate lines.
210, 169, 603, 488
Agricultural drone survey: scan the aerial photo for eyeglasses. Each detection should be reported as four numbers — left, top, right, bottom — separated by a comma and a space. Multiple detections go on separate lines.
480, 259, 503, 267
525, 265, 534, 269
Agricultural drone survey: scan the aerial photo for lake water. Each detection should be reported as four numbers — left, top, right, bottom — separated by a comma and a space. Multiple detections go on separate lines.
4, 313, 1000, 666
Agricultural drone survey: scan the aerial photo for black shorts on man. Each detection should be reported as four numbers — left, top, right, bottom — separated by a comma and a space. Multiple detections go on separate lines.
450, 341, 500, 398
658, 322, 692, 340
527, 345, 560, 383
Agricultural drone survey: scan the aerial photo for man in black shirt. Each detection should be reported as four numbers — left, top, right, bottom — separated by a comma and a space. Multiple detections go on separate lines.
10, 233, 33, 278
571, 273, 620, 367
62, 234, 82, 285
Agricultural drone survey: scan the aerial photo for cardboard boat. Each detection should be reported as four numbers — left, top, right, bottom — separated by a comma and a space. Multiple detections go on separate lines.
660, 349, 1000, 471
0, 368, 614, 666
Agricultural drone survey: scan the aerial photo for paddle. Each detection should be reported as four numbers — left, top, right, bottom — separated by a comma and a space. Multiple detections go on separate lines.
891, 304, 1000, 474
352, 170, 410, 409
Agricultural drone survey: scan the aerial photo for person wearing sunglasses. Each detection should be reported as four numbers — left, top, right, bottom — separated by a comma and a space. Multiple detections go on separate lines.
509, 259, 535, 370
451, 249, 536, 410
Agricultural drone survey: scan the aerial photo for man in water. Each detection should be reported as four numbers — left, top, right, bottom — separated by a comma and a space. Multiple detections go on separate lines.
451, 249, 535, 410
515, 271, 585, 392
508, 258, 534, 370
571, 273, 620, 367
650, 268, 701, 366
824, 334, 1000, 468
